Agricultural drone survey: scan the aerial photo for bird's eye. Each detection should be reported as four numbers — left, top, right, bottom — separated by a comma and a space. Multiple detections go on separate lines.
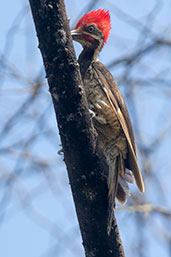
88, 25, 95, 33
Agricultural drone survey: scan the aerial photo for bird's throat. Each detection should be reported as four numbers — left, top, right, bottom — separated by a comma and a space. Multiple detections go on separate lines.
78, 40, 103, 76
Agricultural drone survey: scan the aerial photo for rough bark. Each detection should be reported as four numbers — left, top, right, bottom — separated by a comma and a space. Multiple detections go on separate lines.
28, 0, 125, 256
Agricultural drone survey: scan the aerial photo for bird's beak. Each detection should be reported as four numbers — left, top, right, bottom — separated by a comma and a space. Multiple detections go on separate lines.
71, 29, 83, 42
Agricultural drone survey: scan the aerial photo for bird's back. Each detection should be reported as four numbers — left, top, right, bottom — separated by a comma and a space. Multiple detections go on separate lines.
78, 49, 144, 233
93, 61, 144, 193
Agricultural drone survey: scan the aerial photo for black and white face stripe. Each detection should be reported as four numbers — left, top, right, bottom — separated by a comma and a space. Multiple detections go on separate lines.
83, 24, 104, 41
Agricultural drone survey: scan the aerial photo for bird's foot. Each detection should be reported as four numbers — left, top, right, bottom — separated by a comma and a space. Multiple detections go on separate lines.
89, 109, 96, 118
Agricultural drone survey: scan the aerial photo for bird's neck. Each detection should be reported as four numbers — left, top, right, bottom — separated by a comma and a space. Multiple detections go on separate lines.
78, 40, 102, 77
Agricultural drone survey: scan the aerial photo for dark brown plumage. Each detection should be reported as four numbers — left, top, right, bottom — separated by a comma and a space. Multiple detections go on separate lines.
71, 9, 144, 234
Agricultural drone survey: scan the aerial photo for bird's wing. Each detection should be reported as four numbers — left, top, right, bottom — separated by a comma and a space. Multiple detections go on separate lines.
93, 61, 144, 192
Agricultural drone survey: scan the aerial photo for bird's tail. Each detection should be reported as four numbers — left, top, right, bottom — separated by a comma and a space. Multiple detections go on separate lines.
107, 154, 134, 235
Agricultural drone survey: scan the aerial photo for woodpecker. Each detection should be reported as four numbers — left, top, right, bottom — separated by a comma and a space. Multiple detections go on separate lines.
71, 9, 144, 234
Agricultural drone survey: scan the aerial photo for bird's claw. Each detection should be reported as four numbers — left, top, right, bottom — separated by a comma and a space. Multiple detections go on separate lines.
89, 109, 96, 118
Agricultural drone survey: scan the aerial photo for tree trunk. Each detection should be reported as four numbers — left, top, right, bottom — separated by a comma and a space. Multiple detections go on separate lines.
28, 0, 125, 256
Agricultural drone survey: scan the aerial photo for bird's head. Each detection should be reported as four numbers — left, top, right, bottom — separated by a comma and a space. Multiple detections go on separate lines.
71, 9, 111, 51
